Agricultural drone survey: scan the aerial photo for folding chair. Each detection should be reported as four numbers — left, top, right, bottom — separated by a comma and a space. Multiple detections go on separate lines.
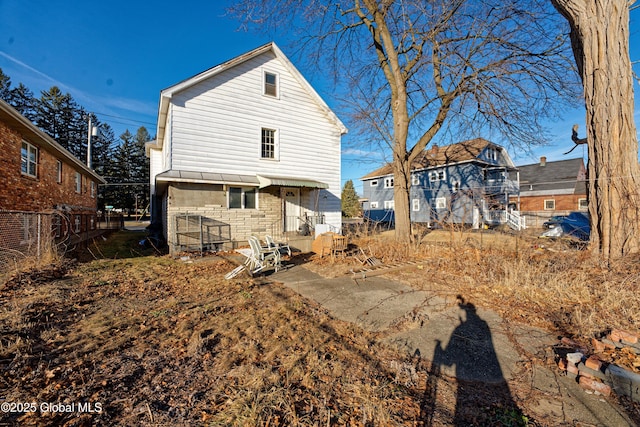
265, 235, 291, 257
248, 236, 281, 274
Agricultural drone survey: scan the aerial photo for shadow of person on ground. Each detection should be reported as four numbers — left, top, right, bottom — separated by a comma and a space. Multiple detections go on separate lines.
423, 295, 523, 426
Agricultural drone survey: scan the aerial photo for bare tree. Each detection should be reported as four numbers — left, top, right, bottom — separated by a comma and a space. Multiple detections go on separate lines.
230, 0, 579, 242
551, 0, 640, 260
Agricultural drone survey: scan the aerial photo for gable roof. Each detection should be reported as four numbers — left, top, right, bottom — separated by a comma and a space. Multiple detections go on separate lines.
518, 157, 586, 195
154, 42, 347, 148
0, 99, 106, 184
361, 138, 504, 180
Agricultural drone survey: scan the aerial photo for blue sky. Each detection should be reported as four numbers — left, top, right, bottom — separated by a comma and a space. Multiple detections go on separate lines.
1, 1, 638, 195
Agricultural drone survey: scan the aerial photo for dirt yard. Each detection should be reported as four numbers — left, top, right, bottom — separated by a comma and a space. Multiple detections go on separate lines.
1, 230, 639, 426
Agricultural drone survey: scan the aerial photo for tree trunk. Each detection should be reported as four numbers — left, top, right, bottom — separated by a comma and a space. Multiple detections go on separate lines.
393, 156, 412, 243
551, 0, 640, 259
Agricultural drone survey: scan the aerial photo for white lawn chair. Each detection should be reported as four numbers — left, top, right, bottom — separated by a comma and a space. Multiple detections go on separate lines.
248, 236, 281, 274
265, 235, 291, 257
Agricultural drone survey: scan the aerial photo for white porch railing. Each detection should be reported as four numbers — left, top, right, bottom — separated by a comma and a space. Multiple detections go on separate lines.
506, 209, 526, 230
483, 209, 526, 230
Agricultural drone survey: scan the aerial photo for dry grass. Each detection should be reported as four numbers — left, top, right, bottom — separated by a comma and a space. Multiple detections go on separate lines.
1, 229, 639, 426
344, 230, 640, 344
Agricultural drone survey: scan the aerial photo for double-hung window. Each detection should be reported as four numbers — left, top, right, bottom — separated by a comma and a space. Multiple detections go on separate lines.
261, 128, 277, 159
264, 71, 278, 97
384, 177, 394, 188
75, 172, 82, 193
56, 160, 62, 183
429, 169, 446, 182
21, 141, 38, 177
229, 187, 257, 209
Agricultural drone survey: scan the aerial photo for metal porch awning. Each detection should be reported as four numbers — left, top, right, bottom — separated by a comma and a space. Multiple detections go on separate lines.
257, 175, 329, 189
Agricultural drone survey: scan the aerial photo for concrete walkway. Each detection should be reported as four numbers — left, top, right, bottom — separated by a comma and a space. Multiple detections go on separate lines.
271, 265, 636, 426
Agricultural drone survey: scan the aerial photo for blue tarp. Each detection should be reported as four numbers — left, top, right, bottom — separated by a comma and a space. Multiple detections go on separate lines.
541, 212, 590, 240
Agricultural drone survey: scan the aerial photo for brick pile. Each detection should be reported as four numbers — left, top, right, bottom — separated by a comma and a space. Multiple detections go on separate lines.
555, 330, 640, 403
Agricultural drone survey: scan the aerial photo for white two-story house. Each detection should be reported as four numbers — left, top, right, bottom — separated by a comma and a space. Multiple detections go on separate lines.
146, 42, 347, 253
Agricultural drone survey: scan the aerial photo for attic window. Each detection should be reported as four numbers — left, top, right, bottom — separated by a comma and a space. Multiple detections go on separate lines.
429, 169, 446, 182
264, 71, 278, 97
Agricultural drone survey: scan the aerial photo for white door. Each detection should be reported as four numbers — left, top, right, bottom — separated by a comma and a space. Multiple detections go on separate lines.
284, 188, 301, 232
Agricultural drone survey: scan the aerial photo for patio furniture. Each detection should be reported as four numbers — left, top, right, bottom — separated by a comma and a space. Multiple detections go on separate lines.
265, 235, 291, 257
313, 232, 348, 260
248, 236, 281, 274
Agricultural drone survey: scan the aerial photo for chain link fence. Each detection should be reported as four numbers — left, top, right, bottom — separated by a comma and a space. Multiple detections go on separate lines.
0, 210, 124, 281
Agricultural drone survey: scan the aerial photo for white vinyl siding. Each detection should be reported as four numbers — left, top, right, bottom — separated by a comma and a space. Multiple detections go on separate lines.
164, 51, 343, 228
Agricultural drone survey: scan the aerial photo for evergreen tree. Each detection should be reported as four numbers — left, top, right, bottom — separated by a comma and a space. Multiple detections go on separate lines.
341, 180, 360, 218
0, 68, 12, 101
36, 86, 85, 158
133, 127, 151, 213
9, 83, 37, 121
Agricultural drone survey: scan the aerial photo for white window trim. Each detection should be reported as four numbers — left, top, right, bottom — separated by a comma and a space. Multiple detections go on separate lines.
263, 70, 279, 98
75, 172, 82, 194
411, 175, 420, 186
384, 200, 395, 210
452, 180, 461, 192
90, 181, 96, 198
412, 199, 420, 211
429, 169, 446, 182
435, 197, 446, 209
260, 127, 279, 161
56, 160, 62, 183
21, 141, 38, 178
544, 199, 556, 210
578, 198, 588, 210
370, 180, 378, 187
384, 177, 394, 188
228, 186, 259, 210
370, 201, 379, 209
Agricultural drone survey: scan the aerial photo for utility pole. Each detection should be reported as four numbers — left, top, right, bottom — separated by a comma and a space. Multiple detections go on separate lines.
86, 115, 97, 168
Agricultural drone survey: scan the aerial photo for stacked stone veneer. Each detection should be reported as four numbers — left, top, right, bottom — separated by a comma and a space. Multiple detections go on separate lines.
555, 330, 640, 403
167, 186, 305, 253
0, 120, 98, 215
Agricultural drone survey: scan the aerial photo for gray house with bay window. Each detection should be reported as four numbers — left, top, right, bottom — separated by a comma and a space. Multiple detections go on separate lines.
361, 138, 523, 228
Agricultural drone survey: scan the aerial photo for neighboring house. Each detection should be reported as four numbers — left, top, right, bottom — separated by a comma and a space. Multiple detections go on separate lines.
0, 98, 106, 244
511, 157, 587, 227
361, 138, 522, 228
146, 42, 347, 253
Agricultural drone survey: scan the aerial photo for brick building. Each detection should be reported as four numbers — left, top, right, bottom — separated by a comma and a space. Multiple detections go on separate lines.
0, 99, 106, 240
511, 157, 587, 227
